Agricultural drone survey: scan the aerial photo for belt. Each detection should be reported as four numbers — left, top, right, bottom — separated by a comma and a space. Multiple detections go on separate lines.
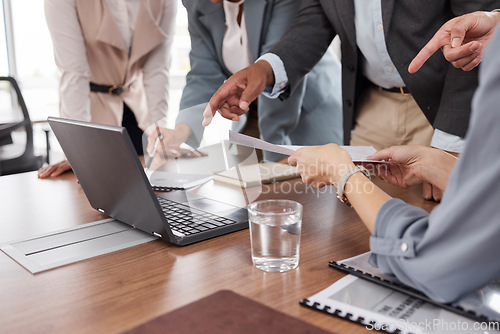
89, 82, 132, 96
372, 83, 410, 95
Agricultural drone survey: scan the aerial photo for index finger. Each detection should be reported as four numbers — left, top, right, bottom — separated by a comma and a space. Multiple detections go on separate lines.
408, 32, 449, 73
203, 81, 246, 126
209, 80, 246, 114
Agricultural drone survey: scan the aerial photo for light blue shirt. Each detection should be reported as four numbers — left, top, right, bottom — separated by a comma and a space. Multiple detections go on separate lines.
259, 53, 289, 98
369, 29, 500, 303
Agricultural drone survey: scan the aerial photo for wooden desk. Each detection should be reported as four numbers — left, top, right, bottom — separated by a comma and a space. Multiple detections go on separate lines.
0, 171, 436, 333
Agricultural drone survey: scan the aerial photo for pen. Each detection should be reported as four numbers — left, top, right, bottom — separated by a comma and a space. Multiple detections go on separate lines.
146, 126, 163, 170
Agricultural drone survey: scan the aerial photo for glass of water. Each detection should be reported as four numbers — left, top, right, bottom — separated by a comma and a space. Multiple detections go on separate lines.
248, 200, 303, 272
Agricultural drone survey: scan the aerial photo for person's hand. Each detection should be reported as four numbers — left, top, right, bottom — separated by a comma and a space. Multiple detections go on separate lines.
366, 145, 430, 189
202, 60, 275, 126
367, 145, 457, 201
38, 160, 72, 178
288, 144, 355, 188
146, 124, 191, 158
422, 182, 443, 202
409, 11, 500, 73
420, 150, 459, 202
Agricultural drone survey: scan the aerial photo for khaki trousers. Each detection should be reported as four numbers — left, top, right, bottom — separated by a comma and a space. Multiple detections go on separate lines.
350, 86, 434, 150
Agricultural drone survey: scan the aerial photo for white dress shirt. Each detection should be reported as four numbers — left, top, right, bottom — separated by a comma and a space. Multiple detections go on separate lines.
222, 0, 251, 74
353, 0, 405, 89
44, 0, 175, 125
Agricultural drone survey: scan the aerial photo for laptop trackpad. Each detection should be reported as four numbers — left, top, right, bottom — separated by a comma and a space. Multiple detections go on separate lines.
157, 192, 247, 222
190, 198, 236, 214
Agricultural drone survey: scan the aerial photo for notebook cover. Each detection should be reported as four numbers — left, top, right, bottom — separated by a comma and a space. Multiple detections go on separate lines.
122, 290, 330, 334
329, 253, 499, 323
299, 275, 415, 334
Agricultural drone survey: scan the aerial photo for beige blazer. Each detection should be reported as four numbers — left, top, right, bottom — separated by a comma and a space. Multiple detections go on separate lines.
75, 0, 167, 130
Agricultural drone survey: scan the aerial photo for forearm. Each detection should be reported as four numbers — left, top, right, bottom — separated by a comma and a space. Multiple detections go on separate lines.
345, 173, 392, 233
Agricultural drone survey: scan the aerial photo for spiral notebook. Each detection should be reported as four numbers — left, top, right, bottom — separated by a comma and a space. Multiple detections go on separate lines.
327, 252, 500, 323
300, 275, 499, 334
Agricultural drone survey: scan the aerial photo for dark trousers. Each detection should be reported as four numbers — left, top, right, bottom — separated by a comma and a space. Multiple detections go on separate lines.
122, 103, 144, 155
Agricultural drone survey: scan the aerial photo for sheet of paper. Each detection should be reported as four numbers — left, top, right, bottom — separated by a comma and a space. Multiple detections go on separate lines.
229, 131, 385, 163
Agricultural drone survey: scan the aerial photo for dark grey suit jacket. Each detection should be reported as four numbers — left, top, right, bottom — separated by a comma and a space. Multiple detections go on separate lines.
271, 0, 500, 144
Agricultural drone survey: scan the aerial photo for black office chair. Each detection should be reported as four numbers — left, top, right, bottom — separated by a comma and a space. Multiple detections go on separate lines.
0, 76, 44, 176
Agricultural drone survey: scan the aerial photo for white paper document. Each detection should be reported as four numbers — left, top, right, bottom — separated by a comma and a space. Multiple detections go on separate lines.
229, 131, 385, 163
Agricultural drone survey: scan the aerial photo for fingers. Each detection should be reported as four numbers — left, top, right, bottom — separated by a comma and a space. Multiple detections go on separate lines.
431, 186, 443, 202
202, 104, 214, 127
441, 41, 482, 70
204, 81, 248, 125
50, 164, 71, 177
218, 103, 245, 122
446, 41, 482, 71
408, 29, 449, 73
366, 147, 396, 162
442, 41, 477, 61
147, 130, 160, 155
422, 182, 432, 200
375, 164, 405, 188
38, 160, 71, 178
38, 164, 57, 178
449, 15, 472, 48
409, 13, 484, 73
422, 182, 443, 202
238, 81, 264, 110
204, 62, 270, 127
422, 182, 433, 201
461, 55, 482, 72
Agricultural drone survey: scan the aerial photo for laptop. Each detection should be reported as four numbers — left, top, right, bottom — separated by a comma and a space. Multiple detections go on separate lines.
48, 117, 248, 246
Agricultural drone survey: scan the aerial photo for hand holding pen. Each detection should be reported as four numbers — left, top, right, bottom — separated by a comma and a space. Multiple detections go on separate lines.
146, 124, 206, 169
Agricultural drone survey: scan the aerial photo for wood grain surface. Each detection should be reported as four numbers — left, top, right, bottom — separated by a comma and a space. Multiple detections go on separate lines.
0, 170, 436, 334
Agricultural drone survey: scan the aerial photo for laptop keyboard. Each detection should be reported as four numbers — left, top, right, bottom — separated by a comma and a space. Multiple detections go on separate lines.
156, 197, 238, 238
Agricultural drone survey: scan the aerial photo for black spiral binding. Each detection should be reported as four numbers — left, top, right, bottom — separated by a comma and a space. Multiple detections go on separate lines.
299, 298, 406, 334
329, 261, 494, 324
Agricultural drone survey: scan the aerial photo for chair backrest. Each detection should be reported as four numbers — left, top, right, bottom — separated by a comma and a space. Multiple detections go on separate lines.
0, 76, 44, 175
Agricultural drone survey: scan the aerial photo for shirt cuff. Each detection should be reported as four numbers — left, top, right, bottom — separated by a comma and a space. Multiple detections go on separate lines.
257, 53, 288, 99
430, 129, 465, 153
368, 198, 429, 269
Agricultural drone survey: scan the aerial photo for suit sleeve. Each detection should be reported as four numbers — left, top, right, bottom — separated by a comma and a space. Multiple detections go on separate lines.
256, 0, 343, 161
176, 2, 229, 148
270, 0, 336, 97
44, 0, 91, 122
141, 0, 177, 125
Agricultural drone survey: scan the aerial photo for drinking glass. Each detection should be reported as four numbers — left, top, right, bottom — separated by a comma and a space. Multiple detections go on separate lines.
248, 199, 303, 272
